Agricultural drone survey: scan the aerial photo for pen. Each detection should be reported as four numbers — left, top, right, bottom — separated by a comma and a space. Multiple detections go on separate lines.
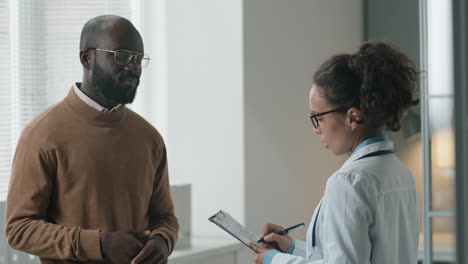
257, 223, 305, 243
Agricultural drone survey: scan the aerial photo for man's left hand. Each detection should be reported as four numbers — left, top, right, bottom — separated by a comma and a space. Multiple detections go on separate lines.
131, 235, 169, 264
249, 242, 271, 264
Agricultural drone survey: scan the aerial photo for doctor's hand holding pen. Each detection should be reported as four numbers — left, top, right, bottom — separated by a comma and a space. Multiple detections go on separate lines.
249, 223, 303, 264
257, 223, 294, 252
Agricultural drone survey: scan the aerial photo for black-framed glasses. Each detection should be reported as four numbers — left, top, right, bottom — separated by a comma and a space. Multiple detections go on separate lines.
88, 48, 150, 68
309, 107, 348, 129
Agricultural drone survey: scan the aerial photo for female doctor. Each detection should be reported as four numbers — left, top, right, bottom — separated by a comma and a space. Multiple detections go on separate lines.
250, 42, 420, 264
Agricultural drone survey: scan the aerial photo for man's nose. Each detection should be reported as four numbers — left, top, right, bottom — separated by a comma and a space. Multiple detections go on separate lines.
124, 58, 142, 75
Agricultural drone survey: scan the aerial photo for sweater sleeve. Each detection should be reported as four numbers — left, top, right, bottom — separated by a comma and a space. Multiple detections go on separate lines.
147, 143, 179, 253
5, 140, 102, 261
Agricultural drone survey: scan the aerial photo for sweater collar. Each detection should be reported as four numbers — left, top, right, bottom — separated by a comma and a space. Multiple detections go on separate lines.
65, 85, 127, 126
73, 83, 122, 113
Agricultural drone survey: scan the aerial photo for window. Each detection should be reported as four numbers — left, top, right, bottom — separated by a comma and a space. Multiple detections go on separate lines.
421, 0, 456, 262
0, 0, 11, 199
0, 0, 137, 200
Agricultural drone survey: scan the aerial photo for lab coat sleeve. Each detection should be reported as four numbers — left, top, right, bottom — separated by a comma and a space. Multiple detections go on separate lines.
264, 240, 307, 264
270, 172, 373, 264
292, 240, 306, 257
269, 253, 322, 264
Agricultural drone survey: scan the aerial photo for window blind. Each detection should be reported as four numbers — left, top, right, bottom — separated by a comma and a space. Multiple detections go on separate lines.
0, 0, 133, 200
0, 0, 11, 200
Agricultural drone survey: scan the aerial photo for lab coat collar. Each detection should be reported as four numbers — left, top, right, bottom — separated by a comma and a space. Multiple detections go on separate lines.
343, 140, 395, 167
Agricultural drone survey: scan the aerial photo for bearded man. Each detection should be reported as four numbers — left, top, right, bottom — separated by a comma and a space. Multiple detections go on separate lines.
6, 15, 179, 264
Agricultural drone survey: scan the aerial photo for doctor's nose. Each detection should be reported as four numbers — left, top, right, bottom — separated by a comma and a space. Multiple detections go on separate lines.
313, 125, 321, 135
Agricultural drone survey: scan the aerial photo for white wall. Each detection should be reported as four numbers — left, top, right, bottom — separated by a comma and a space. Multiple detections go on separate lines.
163, 0, 363, 242
131, 0, 169, 138
244, 0, 363, 240
165, 0, 244, 237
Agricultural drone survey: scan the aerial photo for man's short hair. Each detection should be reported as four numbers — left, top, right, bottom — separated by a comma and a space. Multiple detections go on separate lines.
79, 15, 133, 50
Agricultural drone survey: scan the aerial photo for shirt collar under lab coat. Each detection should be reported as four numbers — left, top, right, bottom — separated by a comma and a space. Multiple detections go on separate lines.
343, 135, 395, 167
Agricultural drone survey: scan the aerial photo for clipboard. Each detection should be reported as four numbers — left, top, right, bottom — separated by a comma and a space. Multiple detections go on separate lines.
208, 210, 261, 252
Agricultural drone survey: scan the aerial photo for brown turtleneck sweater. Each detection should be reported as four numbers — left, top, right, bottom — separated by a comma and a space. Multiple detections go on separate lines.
5, 87, 179, 263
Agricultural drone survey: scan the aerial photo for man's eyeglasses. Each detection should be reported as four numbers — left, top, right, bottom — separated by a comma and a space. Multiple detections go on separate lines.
88, 48, 150, 68
309, 107, 348, 129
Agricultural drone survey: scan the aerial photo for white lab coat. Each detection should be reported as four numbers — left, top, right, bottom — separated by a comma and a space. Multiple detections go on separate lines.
270, 140, 419, 264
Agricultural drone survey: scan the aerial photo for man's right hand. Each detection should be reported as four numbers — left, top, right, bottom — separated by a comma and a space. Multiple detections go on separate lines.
259, 223, 293, 253
100, 231, 150, 264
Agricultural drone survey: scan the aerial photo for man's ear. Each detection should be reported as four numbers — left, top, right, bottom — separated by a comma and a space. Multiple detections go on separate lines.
79, 50, 93, 69
347, 107, 363, 129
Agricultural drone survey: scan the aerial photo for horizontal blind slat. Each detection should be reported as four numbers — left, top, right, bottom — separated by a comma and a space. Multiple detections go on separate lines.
0, 0, 133, 199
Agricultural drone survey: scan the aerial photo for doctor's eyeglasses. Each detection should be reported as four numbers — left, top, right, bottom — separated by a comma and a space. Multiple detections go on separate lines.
87, 48, 150, 68
309, 107, 349, 129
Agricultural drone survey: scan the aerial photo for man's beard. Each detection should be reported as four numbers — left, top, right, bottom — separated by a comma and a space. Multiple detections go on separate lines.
91, 64, 139, 105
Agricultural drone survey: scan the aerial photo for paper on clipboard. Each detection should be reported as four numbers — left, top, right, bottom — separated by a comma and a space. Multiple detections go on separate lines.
208, 210, 261, 252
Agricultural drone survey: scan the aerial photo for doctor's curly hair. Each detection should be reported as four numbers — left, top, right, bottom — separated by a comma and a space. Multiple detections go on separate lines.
313, 41, 420, 131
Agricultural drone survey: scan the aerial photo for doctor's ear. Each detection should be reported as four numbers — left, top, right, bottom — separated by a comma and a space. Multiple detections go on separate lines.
347, 107, 364, 129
